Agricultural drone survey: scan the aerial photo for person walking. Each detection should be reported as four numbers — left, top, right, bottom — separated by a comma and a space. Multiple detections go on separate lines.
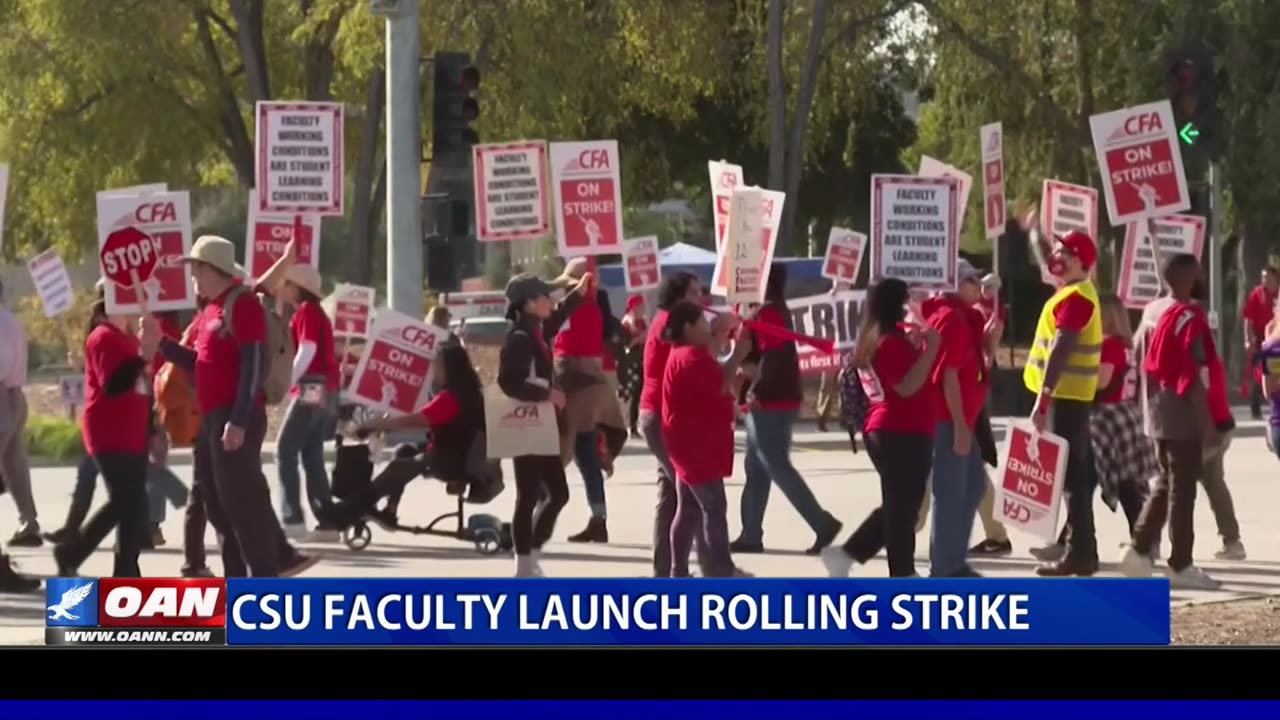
619, 295, 647, 438
732, 264, 842, 555
967, 274, 1012, 558
821, 279, 939, 578
52, 298, 157, 577
0, 280, 39, 547
1121, 253, 1222, 589
151, 236, 315, 578
1242, 267, 1278, 420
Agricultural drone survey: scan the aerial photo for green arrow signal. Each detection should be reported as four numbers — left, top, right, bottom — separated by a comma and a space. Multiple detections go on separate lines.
1179, 123, 1200, 145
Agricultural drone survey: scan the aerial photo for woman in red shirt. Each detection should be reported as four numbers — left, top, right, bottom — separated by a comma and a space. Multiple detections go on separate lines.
53, 299, 159, 577
661, 301, 752, 577
820, 279, 939, 578
619, 295, 647, 437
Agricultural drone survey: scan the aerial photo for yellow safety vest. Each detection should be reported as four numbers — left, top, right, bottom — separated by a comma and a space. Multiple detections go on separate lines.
1022, 280, 1103, 401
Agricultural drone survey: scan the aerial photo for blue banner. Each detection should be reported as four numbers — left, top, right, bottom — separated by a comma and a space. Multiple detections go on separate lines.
224, 578, 1169, 645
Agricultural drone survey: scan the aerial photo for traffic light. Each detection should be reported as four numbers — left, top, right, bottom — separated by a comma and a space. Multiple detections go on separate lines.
1164, 46, 1220, 160
432, 51, 479, 161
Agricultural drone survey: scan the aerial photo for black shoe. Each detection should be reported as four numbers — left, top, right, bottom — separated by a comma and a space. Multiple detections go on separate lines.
729, 537, 765, 554
629, 428, 641, 439
52, 544, 78, 578
968, 538, 1013, 557
181, 566, 215, 578
805, 518, 843, 555
567, 518, 609, 544
1035, 558, 1099, 577
0, 559, 40, 593
8, 526, 43, 548
42, 527, 80, 545
817, 419, 828, 432
280, 553, 319, 578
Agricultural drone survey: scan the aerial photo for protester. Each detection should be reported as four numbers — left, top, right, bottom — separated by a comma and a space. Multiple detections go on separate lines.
53, 296, 158, 577
1242, 267, 1278, 420
641, 271, 713, 577
0, 279, 39, 547
151, 235, 315, 578
426, 305, 462, 348
594, 287, 628, 478
175, 299, 213, 577
922, 259, 994, 577
1261, 297, 1280, 456
1122, 253, 1221, 589
498, 272, 582, 577
967, 273, 1011, 558
821, 279, 939, 578
733, 264, 842, 555
619, 295, 647, 438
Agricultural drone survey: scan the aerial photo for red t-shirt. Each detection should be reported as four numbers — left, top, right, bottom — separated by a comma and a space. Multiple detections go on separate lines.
1097, 335, 1130, 404
639, 309, 672, 413
83, 324, 151, 455
554, 297, 604, 358
150, 314, 182, 375
1053, 293, 1096, 332
924, 296, 986, 428
862, 331, 935, 435
290, 300, 339, 392
1244, 285, 1276, 341
1144, 301, 1212, 396
420, 390, 460, 426
194, 286, 267, 413
661, 345, 734, 483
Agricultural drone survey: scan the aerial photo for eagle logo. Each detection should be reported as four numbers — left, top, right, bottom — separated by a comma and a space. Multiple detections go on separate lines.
47, 582, 94, 621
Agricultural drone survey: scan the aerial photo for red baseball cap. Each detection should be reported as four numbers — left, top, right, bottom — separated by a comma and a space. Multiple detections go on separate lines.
626, 295, 644, 312
1057, 231, 1097, 270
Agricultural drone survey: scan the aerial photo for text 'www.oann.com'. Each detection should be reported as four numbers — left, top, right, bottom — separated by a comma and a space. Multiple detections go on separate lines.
45, 627, 226, 646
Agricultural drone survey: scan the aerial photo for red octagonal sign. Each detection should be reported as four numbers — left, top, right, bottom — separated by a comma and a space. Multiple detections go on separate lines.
101, 226, 158, 286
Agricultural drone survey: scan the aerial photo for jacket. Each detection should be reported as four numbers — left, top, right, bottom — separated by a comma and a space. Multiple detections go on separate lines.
745, 299, 803, 407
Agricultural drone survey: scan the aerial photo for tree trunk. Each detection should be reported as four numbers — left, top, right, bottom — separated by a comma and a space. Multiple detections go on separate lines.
765, 0, 787, 192
348, 66, 387, 286
780, 0, 831, 257
193, 10, 255, 186
229, 0, 271, 103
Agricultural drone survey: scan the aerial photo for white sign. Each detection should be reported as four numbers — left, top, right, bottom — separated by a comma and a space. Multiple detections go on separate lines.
1117, 214, 1207, 309
27, 249, 73, 318
980, 123, 1005, 241
1037, 180, 1099, 285
472, 141, 551, 242
331, 283, 376, 339
347, 309, 449, 415
869, 174, 961, 291
918, 156, 973, 231
711, 186, 784, 302
100, 183, 168, 198
95, 190, 195, 315
719, 188, 767, 304
1089, 100, 1190, 226
0, 163, 8, 254
549, 140, 623, 257
443, 291, 507, 321
707, 160, 745, 250
821, 228, 866, 284
59, 374, 85, 410
785, 290, 867, 374
255, 101, 345, 215
622, 236, 661, 293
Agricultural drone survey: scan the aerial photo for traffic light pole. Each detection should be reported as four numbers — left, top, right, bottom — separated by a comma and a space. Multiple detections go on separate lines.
385, 0, 424, 316
1208, 161, 1224, 344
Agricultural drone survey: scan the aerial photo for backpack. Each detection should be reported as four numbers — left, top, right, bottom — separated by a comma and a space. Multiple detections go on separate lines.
221, 284, 295, 405
837, 353, 870, 434
154, 362, 201, 447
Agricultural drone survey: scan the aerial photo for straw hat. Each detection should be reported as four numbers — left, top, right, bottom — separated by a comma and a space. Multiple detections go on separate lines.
182, 235, 240, 277
284, 264, 324, 298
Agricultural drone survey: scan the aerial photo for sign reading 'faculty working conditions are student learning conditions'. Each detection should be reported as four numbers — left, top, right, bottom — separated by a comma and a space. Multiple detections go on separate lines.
869, 175, 961, 291
255, 102, 345, 216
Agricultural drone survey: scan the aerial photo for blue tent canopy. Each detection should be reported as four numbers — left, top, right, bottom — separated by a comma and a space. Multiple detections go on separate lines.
597, 242, 826, 292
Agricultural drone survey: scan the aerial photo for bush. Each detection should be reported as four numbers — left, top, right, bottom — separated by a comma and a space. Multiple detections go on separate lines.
25, 415, 84, 462
16, 288, 97, 370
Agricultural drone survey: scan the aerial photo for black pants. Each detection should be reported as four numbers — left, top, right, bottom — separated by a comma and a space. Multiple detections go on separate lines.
1134, 439, 1202, 572
1049, 398, 1096, 564
842, 431, 933, 577
1056, 474, 1146, 545
329, 446, 428, 527
60, 452, 149, 577
511, 455, 569, 555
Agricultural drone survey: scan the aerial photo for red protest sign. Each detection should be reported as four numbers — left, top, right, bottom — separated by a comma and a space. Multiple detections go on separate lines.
348, 309, 448, 415
101, 226, 158, 286
708, 160, 744, 250
821, 228, 866, 284
96, 190, 195, 314
995, 423, 1067, 541
331, 283, 375, 339
549, 140, 623, 257
980, 123, 1005, 240
1089, 100, 1190, 226
622, 236, 661, 292
245, 191, 321, 279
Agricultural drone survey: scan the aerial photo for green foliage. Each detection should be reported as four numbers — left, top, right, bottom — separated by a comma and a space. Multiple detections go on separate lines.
25, 414, 84, 461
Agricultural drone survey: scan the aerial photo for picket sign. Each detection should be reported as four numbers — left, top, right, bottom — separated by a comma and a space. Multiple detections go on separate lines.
918, 156, 973, 232
549, 140, 624, 257
244, 189, 321, 279
95, 190, 195, 315
994, 421, 1068, 543
779, 290, 866, 374
59, 374, 85, 415
27, 249, 73, 318
821, 228, 866, 284
484, 372, 559, 459
707, 160, 745, 250
622, 236, 661, 293
346, 309, 448, 415
1117, 213, 1206, 309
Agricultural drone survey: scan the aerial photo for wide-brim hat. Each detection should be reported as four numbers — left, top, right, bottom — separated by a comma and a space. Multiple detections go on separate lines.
182, 235, 240, 277
284, 263, 323, 298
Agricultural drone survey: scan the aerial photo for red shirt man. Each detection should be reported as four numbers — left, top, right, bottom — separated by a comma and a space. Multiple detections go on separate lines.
1243, 268, 1279, 353
192, 285, 267, 414
924, 292, 987, 429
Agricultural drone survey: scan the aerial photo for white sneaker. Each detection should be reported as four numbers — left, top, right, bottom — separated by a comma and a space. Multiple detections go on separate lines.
1214, 541, 1247, 561
1120, 546, 1155, 577
514, 554, 539, 578
1167, 565, 1221, 590
1149, 541, 1162, 562
530, 549, 546, 577
820, 547, 854, 577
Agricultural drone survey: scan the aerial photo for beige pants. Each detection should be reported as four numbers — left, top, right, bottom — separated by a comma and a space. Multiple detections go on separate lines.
915, 470, 1008, 543
0, 388, 35, 525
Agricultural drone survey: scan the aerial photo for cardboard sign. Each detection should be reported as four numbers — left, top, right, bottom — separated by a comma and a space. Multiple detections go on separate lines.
821, 227, 866, 284
1117, 214, 1206, 309
980, 123, 1005, 241
255, 101, 345, 215
473, 141, 551, 242
714, 187, 785, 304
244, 190, 321, 279
869, 174, 961, 291
59, 374, 85, 410
444, 291, 507, 321
549, 140, 623, 257
27, 249, 73, 318
1040, 180, 1099, 243
95, 190, 195, 315
347, 309, 449, 415
0, 163, 9, 254
1089, 100, 1190, 226
707, 160, 745, 250
331, 283, 376, 339
995, 423, 1068, 542
783, 291, 867, 374
918, 156, 972, 231
622, 236, 661, 292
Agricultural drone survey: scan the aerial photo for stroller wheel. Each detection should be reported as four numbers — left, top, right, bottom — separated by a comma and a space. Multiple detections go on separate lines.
473, 528, 503, 555
342, 522, 372, 551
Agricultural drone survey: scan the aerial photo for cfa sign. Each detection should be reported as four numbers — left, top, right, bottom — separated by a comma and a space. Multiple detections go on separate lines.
1089, 100, 1191, 226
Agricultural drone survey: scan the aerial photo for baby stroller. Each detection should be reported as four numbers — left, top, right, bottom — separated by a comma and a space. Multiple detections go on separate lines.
328, 432, 513, 555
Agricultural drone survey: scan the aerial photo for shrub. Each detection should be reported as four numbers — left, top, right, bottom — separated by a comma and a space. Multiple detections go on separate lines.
25, 415, 84, 462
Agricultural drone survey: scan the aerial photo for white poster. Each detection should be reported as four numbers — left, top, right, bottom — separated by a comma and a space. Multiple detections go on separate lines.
869, 174, 961, 291
918, 156, 973, 231
707, 160, 745, 250
255, 101, 345, 215
821, 227, 867, 284
784, 290, 867, 374
27, 249, 73, 318
548, 140, 624, 257
95, 190, 196, 315
622, 236, 661, 293
1117, 214, 1206, 309
979, 123, 1005, 241
720, 188, 765, 305
472, 141, 551, 242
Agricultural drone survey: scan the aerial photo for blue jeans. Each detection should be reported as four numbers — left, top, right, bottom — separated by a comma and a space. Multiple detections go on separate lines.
71, 455, 187, 525
574, 432, 606, 519
930, 421, 987, 576
739, 408, 835, 545
276, 394, 337, 525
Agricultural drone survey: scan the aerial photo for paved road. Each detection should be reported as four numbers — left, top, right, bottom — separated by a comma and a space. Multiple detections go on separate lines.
3, 413, 1278, 644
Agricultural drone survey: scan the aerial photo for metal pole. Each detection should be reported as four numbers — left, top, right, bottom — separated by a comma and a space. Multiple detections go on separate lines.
1208, 160, 1224, 344
385, 0, 423, 316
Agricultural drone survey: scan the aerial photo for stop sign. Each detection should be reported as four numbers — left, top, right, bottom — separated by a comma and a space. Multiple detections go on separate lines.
100, 226, 158, 286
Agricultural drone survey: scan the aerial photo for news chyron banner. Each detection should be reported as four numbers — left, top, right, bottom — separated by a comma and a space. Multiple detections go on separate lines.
46, 578, 1170, 646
